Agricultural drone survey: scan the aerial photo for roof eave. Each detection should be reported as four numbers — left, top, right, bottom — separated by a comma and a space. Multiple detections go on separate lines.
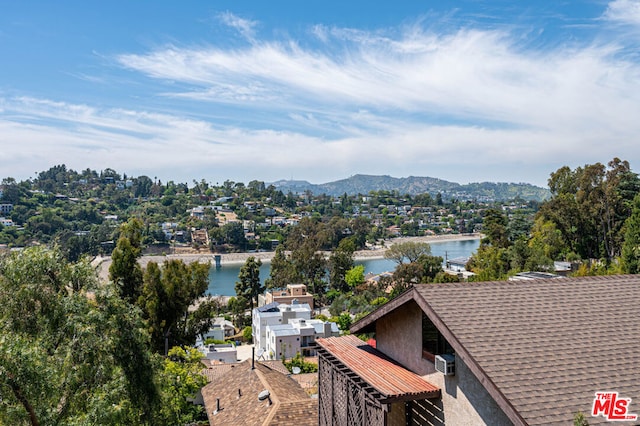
380, 389, 441, 404
350, 287, 417, 334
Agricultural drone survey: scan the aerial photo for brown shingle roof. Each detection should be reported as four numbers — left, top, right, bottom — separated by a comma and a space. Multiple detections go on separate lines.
352, 275, 640, 426
317, 334, 440, 402
201, 359, 317, 425
200, 360, 239, 383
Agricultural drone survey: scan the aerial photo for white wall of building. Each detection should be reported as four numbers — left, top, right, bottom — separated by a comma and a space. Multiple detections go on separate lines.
252, 303, 311, 356
199, 344, 237, 363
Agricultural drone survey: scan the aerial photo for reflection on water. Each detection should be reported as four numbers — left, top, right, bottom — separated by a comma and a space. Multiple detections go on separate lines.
207, 238, 480, 296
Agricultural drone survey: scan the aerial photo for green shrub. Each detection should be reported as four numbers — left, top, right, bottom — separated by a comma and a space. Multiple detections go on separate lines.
283, 353, 318, 373
242, 326, 253, 342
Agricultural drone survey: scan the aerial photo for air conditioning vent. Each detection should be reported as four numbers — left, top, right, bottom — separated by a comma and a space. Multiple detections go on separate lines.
435, 354, 455, 376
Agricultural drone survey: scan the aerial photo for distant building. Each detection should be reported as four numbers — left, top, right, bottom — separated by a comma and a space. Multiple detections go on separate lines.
265, 318, 339, 359
253, 301, 338, 360
191, 228, 209, 246
508, 271, 562, 281
199, 343, 237, 364
553, 261, 576, 276
0, 218, 14, 227
259, 284, 315, 308
0, 204, 13, 215
252, 302, 312, 358
445, 256, 469, 272
196, 318, 236, 344
190, 206, 205, 219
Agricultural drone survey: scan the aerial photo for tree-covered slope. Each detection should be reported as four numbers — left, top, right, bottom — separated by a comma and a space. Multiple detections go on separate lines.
272, 174, 550, 201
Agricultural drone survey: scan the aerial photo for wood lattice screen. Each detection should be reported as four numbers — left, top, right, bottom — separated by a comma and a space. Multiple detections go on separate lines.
318, 351, 385, 426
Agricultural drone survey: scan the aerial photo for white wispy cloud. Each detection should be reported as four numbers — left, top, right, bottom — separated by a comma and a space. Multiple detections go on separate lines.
116, 21, 640, 134
217, 11, 258, 41
4, 11, 640, 186
603, 0, 640, 25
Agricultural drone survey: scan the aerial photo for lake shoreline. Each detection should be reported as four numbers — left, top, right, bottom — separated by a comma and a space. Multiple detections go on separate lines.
149, 233, 481, 266
95, 233, 482, 282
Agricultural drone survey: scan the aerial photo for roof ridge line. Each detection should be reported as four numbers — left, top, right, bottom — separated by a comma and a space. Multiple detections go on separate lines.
254, 366, 280, 426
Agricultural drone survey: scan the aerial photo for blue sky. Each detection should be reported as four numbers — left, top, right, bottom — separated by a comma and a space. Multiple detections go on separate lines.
2, 1, 640, 187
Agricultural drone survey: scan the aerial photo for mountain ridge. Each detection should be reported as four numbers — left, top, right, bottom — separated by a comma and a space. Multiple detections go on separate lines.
270, 174, 550, 201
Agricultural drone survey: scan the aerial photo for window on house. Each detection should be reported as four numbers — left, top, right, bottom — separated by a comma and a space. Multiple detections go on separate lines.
422, 313, 453, 361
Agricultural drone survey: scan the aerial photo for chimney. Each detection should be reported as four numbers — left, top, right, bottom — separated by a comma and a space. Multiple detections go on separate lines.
324, 321, 332, 336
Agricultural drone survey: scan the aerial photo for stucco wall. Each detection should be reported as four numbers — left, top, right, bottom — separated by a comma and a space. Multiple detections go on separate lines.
376, 300, 512, 425
424, 355, 513, 426
268, 334, 299, 359
375, 300, 434, 375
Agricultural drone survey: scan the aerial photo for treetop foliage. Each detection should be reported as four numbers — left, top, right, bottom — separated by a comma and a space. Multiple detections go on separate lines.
467, 157, 640, 280
0, 246, 160, 425
384, 241, 432, 264
235, 256, 263, 311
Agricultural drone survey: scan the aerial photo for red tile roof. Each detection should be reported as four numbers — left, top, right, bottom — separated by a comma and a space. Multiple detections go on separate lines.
317, 334, 440, 402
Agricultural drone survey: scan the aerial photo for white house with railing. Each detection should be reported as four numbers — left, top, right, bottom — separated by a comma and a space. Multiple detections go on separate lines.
265, 318, 339, 360
252, 302, 311, 356
252, 302, 339, 360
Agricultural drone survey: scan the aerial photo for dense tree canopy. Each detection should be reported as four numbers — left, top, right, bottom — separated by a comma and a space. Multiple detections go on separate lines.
0, 247, 159, 425
235, 256, 263, 311
264, 245, 297, 289
328, 237, 356, 293
384, 241, 432, 264
482, 208, 509, 248
622, 194, 640, 274
539, 158, 640, 261
138, 259, 210, 354
157, 346, 207, 425
109, 218, 144, 303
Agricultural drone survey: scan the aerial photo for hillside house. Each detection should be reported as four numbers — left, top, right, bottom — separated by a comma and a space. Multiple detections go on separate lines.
317, 275, 640, 425
253, 302, 312, 358
259, 283, 315, 308
445, 257, 469, 272
199, 343, 238, 363
196, 318, 236, 344
253, 302, 338, 360
0, 203, 13, 215
191, 228, 209, 246
0, 218, 14, 227
265, 318, 339, 360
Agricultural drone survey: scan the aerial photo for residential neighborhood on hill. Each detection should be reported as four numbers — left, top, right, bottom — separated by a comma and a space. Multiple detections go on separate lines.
3, 158, 640, 425
4, 0, 640, 423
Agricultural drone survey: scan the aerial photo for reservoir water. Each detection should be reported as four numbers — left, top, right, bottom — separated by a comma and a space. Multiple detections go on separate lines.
206, 238, 480, 296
